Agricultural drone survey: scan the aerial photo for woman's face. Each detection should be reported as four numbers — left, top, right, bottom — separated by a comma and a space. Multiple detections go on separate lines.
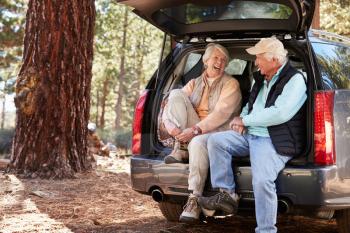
205, 48, 227, 78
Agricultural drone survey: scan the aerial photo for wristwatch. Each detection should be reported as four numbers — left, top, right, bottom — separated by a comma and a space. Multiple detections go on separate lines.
192, 125, 202, 136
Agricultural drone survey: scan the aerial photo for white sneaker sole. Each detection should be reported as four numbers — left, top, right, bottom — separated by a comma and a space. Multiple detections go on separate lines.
201, 207, 215, 217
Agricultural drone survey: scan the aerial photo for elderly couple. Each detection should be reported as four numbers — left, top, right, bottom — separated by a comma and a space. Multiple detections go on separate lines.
162, 36, 307, 233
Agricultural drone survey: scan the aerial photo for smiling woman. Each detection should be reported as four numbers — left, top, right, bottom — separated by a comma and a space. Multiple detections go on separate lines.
161, 43, 241, 165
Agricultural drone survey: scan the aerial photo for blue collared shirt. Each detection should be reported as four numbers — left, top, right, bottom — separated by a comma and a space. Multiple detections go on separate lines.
240, 62, 307, 137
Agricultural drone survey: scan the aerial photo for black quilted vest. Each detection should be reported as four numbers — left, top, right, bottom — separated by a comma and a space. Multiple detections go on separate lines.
247, 61, 306, 157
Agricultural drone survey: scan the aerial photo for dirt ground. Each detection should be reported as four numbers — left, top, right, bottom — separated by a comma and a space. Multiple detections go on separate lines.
0, 155, 339, 233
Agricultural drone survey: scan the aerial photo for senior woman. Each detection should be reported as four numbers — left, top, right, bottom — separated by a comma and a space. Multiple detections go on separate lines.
162, 43, 242, 222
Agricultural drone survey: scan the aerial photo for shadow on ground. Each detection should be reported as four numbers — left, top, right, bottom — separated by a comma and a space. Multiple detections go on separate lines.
0, 156, 339, 233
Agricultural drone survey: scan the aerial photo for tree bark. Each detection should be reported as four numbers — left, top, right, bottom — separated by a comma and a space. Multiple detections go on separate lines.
114, 7, 128, 130
312, 0, 320, 29
8, 0, 95, 179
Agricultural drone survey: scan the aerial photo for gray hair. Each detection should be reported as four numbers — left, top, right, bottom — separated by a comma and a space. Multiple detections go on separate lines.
262, 51, 288, 65
202, 43, 230, 65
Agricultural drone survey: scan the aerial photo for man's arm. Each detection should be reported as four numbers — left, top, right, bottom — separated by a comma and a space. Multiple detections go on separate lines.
242, 73, 307, 127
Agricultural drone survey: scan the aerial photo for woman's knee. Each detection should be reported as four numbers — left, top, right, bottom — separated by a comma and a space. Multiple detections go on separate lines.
189, 137, 208, 156
189, 135, 207, 149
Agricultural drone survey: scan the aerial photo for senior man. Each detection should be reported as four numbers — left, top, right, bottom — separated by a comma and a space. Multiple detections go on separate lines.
198, 37, 307, 233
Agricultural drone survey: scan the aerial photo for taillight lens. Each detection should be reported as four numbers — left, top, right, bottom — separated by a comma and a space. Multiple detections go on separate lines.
314, 91, 335, 165
132, 90, 149, 155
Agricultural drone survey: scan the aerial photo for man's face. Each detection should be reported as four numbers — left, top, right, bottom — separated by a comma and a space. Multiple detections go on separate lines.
205, 48, 227, 78
255, 53, 278, 78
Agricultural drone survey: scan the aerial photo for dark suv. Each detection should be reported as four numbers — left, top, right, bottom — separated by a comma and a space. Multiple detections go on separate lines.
118, 0, 350, 232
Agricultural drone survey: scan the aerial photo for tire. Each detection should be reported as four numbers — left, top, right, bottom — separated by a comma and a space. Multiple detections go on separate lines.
158, 201, 183, 222
337, 209, 350, 233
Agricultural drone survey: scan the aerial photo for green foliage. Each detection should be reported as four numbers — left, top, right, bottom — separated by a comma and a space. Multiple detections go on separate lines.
113, 130, 132, 149
0, 0, 26, 129
320, 0, 350, 36
0, 1, 25, 96
96, 127, 115, 144
0, 128, 14, 155
95, 127, 131, 150
91, 0, 164, 134
0, 0, 26, 67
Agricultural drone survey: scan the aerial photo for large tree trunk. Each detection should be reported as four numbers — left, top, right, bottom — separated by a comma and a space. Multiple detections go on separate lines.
8, 0, 95, 179
312, 0, 320, 29
114, 7, 128, 130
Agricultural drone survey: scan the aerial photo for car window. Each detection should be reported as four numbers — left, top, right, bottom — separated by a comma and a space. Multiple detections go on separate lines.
312, 42, 350, 89
184, 53, 202, 74
225, 59, 247, 75
160, 1, 293, 24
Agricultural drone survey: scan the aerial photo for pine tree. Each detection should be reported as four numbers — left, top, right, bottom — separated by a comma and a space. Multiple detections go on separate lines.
8, 0, 96, 178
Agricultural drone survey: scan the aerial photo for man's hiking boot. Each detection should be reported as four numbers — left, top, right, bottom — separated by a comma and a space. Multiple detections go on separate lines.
198, 191, 239, 215
179, 194, 201, 223
164, 141, 189, 164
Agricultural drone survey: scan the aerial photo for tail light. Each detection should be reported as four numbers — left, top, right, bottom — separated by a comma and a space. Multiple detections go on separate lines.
132, 90, 149, 155
314, 91, 335, 165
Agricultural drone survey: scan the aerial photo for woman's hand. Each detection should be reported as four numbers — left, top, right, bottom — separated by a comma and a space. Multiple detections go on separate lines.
175, 128, 195, 142
229, 117, 246, 135
169, 127, 182, 137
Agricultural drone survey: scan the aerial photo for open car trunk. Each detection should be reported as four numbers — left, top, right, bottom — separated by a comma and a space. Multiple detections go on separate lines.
152, 39, 313, 166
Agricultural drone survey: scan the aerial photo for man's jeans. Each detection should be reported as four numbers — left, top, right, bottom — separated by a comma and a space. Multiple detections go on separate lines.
207, 131, 291, 233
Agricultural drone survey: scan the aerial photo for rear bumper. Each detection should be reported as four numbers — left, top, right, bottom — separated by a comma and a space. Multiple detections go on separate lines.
130, 156, 350, 209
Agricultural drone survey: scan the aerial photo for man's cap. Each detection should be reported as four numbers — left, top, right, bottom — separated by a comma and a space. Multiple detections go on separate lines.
246, 36, 288, 57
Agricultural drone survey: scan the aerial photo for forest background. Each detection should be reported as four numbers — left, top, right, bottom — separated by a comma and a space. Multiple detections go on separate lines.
1, 0, 350, 154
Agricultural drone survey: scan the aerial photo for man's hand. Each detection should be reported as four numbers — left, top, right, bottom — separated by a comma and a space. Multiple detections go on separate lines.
229, 117, 246, 134
176, 128, 195, 142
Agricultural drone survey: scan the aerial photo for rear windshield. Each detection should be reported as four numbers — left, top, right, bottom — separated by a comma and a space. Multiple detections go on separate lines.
160, 1, 293, 24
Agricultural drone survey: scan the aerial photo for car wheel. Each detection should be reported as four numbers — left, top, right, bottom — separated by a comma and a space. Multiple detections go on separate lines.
337, 209, 350, 233
158, 201, 183, 222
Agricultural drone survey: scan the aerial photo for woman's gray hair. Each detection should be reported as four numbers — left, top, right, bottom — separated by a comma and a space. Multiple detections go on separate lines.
202, 43, 230, 65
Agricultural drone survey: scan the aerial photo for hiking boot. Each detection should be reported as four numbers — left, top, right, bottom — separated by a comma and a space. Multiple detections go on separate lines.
179, 194, 201, 223
164, 141, 189, 164
198, 191, 239, 215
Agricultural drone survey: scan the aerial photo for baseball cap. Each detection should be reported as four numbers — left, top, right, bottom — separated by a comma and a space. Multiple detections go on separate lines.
246, 36, 288, 57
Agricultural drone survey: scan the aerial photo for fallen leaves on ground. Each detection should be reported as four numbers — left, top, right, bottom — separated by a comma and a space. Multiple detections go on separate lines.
0, 155, 338, 233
